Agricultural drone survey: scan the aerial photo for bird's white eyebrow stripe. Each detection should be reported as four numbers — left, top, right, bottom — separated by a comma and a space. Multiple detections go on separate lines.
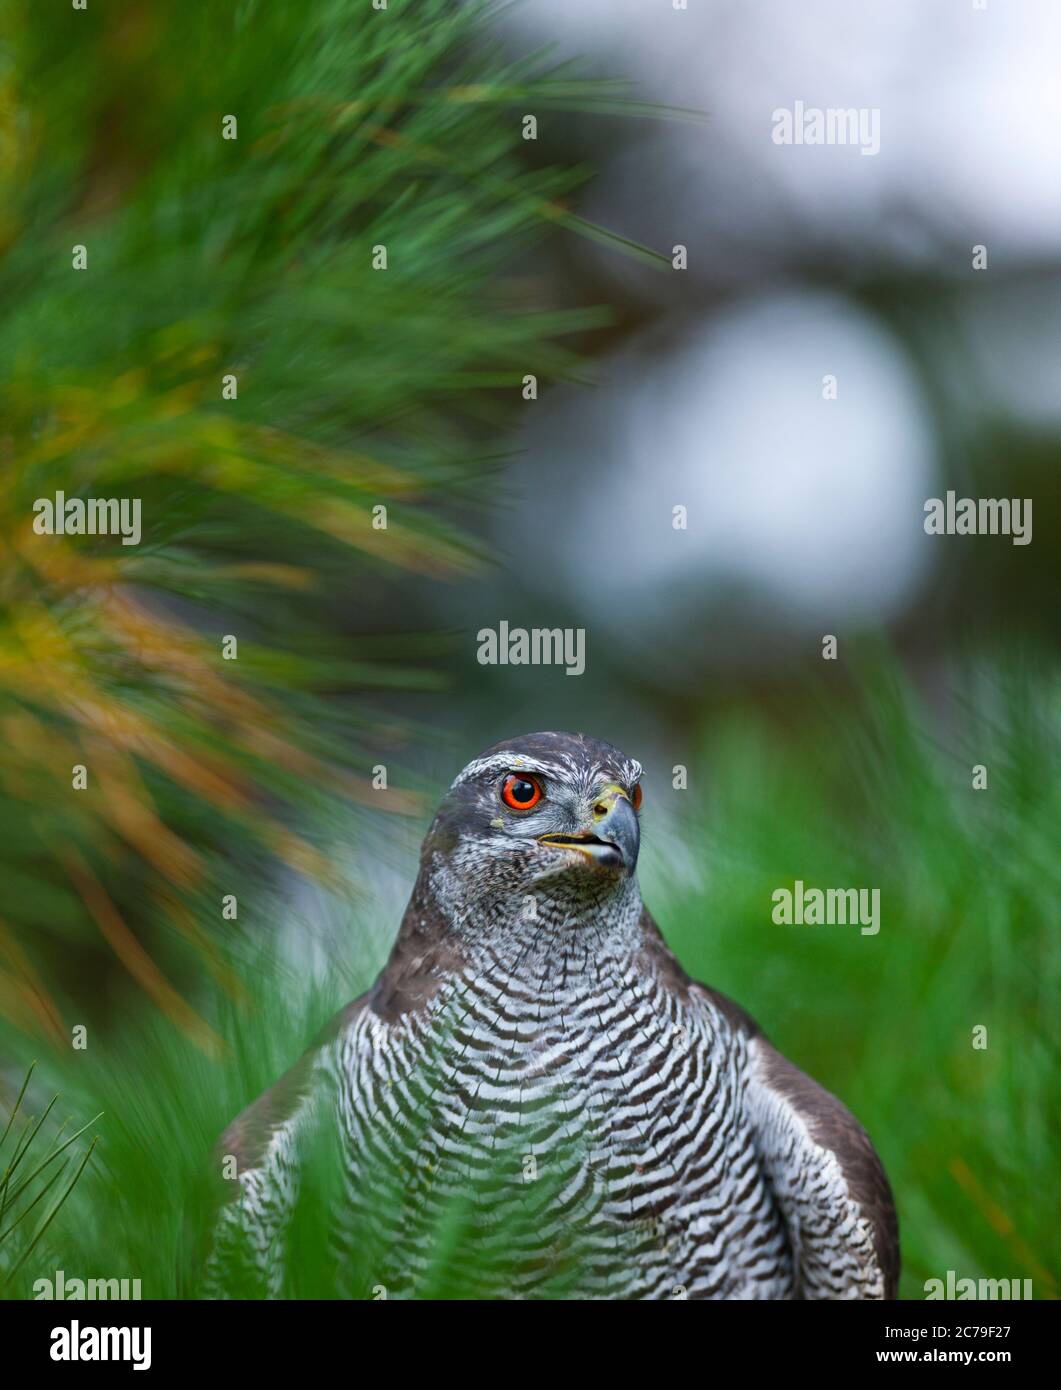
451, 752, 643, 790
451, 754, 565, 788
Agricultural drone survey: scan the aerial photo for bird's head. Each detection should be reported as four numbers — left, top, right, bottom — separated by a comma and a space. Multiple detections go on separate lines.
421, 731, 644, 934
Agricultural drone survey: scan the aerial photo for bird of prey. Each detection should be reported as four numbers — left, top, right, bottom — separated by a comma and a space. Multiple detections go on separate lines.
207, 731, 898, 1299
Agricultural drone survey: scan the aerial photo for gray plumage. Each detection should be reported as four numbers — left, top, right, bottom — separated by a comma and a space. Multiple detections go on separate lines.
207, 731, 898, 1299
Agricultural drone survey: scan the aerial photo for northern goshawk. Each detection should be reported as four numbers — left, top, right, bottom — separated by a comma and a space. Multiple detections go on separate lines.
208, 731, 898, 1299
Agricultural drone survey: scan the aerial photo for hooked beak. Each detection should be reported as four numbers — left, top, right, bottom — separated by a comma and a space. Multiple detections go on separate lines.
537, 785, 640, 875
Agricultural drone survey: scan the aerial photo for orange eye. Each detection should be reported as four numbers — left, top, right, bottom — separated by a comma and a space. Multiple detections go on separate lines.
631, 783, 642, 811
501, 773, 543, 810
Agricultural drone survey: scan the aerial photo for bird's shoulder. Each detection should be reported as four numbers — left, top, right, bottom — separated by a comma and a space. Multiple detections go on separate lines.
215, 992, 371, 1182
635, 904, 762, 1040
216, 898, 464, 1182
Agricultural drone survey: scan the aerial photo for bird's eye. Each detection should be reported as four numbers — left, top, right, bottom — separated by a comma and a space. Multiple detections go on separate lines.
501, 773, 543, 810
631, 782, 642, 811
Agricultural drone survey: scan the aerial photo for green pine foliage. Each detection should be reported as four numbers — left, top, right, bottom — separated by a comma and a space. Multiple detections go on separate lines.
0, 652, 1056, 1298
1, 0, 1055, 1305
654, 650, 1060, 1302
0, 1064, 98, 1295
0, 0, 644, 1036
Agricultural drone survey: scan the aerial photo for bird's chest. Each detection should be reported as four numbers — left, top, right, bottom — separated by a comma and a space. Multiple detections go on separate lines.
425, 961, 708, 1119
339, 965, 762, 1295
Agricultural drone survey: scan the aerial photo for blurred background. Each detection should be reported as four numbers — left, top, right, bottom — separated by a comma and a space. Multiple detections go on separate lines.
0, 0, 1057, 1300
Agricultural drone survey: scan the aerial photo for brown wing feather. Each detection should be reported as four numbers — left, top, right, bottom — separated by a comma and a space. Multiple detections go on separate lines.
752, 1038, 900, 1297
637, 905, 899, 1297
214, 994, 369, 1183
214, 883, 462, 1188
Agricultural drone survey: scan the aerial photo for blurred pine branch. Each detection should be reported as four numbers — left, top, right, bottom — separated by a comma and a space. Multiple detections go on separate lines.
0, 0, 635, 1039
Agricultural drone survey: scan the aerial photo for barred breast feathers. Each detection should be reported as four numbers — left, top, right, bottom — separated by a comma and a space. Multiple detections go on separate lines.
637, 904, 898, 1299
743, 1035, 900, 1298
208, 893, 898, 1301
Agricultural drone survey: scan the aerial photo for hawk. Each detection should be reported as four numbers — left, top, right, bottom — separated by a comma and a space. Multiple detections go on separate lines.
207, 731, 898, 1299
